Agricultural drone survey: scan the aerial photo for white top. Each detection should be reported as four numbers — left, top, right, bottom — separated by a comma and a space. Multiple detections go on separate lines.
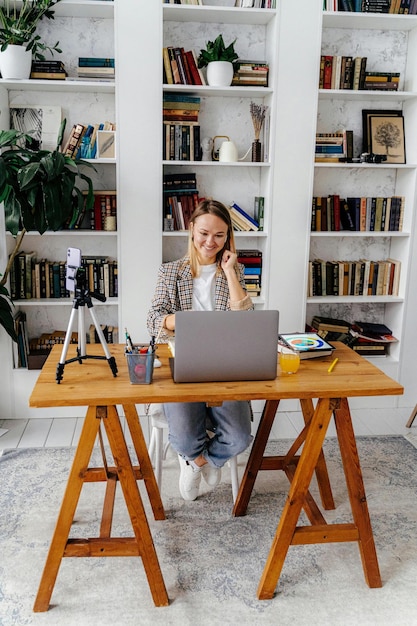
192, 264, 216, 311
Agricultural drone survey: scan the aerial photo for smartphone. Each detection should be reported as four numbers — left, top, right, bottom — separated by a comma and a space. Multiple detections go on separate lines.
66, 247, 82, 292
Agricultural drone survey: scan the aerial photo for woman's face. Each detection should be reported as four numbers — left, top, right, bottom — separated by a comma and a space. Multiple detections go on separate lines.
191, 213, 228, 265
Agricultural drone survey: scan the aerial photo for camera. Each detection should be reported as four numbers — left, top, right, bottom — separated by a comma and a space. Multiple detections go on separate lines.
360, 152, 387, 164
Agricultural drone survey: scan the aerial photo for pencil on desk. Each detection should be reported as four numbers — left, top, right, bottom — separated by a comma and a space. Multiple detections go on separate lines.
328, 357, 338, 373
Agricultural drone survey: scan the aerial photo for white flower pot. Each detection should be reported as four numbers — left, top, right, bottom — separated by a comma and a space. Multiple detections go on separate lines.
0, 45, 32, 79
206, 61, 234, 87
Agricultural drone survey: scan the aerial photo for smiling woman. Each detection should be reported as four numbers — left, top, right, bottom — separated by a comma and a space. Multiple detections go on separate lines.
146, 198, 254, 501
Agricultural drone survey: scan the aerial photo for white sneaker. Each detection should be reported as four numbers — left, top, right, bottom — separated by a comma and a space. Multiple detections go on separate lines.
178, 455, 201, 501
201, 463, 221, 489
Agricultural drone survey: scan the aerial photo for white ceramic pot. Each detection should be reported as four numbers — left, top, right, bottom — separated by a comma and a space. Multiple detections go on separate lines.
206, 61, 234, 87
0, 45, 32, 79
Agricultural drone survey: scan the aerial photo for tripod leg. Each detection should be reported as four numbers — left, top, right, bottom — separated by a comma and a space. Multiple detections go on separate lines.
88, 305, 118, 377
56, 305, 79, 383
78, 303, 87, 358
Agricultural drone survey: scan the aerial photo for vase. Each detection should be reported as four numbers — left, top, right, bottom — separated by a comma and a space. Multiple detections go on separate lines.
0, 45, 32, 79
251, 139, 262, 162
206, 61, 234, 87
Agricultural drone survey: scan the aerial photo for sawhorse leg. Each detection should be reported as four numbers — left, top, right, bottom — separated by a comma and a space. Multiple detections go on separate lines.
33, 405, 169, 612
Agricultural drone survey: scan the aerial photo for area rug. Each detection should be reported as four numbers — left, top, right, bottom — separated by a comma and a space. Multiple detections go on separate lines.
1, 436, 417, 626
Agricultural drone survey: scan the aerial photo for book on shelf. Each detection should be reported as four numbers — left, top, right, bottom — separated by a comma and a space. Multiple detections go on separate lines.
278, 333, 335, 359
30, 60, 68, 80
77, 66, 115, 78
254, 196, 264, 231
232, 60, 269, 87
62, 123, 85, 158
78, 57, 115, 67
163, 47, 205, 86
229, 201, 259, 231
237, 249, 263, 297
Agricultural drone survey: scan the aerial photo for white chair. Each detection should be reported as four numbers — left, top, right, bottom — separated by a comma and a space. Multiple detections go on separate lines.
147, 404, 240, 502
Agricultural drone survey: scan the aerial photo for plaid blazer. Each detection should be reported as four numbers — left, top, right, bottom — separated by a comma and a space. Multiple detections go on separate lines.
147, 257, 253, 341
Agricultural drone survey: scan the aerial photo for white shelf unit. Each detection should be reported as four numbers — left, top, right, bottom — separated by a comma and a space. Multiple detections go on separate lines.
0, 1, 117, 418
309, 10, 417, 405
161, 3, 279, 308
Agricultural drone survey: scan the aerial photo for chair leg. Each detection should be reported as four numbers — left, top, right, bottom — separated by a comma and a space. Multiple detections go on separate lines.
406, 404, 417, 428
229, 456, 239, 503
153, 427, 164, 489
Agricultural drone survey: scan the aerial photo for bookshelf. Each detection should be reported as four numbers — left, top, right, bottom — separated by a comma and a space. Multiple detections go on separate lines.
308, 9, 417, 406
0, 0, 117, 418
160, 2, 278, 307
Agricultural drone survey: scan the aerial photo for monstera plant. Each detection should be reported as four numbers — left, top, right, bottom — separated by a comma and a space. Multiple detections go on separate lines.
0, 120, 94, 341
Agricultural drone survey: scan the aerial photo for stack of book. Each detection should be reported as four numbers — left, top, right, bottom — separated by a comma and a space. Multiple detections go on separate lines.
77, 57, 115, 79
163, 93, 201, 161
237, 249, 263, 297
363, 72, 400, 91
349, 321, 398, 357
88, 324, 118, 344
232, 60, 269, 87
30, 60, 67, 80
163, 47, 205, 86
311, 195, 404, 232
228, 201, 259, 232
163, 172, 199, 230
315, 130, 353, 163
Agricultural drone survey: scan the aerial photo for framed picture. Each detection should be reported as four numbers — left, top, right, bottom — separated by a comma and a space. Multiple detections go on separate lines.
369, 114, 405, 164
361, 109, 402, 154
96, 130, 116, 158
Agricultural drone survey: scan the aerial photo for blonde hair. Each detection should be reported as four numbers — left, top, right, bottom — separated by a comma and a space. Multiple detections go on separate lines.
187, 199, 237, 278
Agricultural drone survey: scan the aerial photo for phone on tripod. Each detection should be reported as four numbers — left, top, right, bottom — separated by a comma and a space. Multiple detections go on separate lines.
66, 247, 82, 293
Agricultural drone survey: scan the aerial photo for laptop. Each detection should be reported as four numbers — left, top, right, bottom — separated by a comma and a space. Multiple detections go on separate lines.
169, 310, 279, 383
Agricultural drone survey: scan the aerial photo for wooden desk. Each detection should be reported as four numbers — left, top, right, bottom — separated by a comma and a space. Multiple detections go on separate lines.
30, 342, 403, 606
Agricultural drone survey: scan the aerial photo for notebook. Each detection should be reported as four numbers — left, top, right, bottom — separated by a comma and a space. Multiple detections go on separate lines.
278, 332, 335, 359
169, 310, 279, 383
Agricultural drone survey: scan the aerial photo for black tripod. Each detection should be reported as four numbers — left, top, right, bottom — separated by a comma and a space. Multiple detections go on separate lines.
56, 267, 118, 383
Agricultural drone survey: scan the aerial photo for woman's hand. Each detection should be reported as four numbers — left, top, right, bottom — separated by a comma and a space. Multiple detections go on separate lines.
221, 249, 237, 273
164, 314, 175, 331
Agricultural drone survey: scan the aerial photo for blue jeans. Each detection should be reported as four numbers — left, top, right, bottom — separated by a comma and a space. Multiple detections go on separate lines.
163, 401, 253, 468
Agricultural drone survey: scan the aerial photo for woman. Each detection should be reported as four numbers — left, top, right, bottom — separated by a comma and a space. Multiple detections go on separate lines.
147, 199, 253, 501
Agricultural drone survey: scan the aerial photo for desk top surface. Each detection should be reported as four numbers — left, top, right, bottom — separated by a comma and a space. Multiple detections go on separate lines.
29, 343, 403, 408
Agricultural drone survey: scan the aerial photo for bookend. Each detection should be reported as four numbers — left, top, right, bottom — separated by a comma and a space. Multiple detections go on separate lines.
56, 266, 118, 383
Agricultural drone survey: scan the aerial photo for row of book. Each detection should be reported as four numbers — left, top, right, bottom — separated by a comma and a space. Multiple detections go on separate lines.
308, 258, 401, 297
237, 249, 263, 297
9, 253, 118, 301
325, 0, 417, 12
163, 46, 205, 86
163, 1, 203, 4
62, 121, 116, 160
311, 195, 404, 232
309, 315, 398, 357
320, 55, 400, 91
231, 60, 269, 87
163, 171, 198, 230
74, 191, 118, 231
163, 123, 201, 161
315, 130, 353, 162
234, 0, 276, 6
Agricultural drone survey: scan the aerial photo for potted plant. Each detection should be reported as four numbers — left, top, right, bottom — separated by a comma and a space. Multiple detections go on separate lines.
0, 0, 63, 79
0, 121, 95, 341
197, 34, 238, 87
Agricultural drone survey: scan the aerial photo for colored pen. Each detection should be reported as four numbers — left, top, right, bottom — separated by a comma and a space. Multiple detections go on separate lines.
125, 327, 134, 353
327, 357, 338, 373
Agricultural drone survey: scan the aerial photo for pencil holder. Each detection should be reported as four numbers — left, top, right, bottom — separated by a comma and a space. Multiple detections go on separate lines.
125, 346, 154, 384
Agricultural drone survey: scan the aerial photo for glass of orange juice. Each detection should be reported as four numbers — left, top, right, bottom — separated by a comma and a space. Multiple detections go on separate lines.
279, 346, 300, 374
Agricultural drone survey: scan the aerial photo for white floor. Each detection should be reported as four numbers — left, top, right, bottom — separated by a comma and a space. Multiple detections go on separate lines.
0, 405, 414, 453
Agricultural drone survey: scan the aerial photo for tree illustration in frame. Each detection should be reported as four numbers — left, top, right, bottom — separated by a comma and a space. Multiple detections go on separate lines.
369, 115, 405, 163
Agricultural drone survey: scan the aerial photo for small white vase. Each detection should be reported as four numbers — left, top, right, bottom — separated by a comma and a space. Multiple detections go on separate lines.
206, 61, 234, 87
0, 45, 32, 79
